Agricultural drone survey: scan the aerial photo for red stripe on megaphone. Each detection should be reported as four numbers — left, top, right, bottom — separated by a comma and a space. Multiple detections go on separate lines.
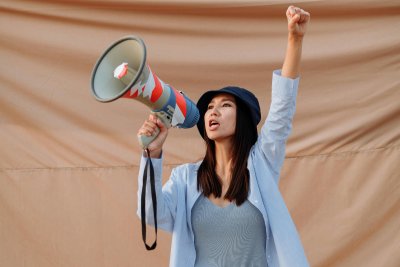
174, 88, 187, 116
150, 70, 163, 103
122, 88, 139, 98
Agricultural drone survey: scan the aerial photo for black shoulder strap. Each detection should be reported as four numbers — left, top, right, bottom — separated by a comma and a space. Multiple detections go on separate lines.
140, 148, 158, 250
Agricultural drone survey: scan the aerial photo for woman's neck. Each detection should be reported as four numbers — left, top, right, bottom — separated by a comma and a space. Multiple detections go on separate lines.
214, 139, 233, 186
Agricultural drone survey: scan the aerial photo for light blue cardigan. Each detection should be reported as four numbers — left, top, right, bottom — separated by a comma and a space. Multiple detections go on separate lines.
137, 70, 309, 267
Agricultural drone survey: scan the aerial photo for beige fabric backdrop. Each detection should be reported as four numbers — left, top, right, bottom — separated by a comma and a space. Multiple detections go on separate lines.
1, 0, 399, 266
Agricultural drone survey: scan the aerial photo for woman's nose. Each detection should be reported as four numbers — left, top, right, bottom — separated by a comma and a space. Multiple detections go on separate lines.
209, 106, 220, 116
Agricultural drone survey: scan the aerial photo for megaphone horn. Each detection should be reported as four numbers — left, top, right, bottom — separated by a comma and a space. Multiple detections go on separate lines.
91, 36, 199, 148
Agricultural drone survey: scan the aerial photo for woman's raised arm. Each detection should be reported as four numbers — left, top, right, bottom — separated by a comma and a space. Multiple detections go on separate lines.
282, 6, 310, 79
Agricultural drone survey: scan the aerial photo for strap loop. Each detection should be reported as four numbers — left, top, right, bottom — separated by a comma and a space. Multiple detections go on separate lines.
141, 148, 158, 250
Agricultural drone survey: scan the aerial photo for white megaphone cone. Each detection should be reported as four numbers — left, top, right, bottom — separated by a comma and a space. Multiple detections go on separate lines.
91, 36, 199, 148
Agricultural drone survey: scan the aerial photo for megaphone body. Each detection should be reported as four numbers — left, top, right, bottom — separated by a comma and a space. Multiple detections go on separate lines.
91, 36, 199, 148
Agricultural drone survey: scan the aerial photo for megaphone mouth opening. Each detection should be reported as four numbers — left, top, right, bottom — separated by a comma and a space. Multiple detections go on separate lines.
91, 36, 147, 102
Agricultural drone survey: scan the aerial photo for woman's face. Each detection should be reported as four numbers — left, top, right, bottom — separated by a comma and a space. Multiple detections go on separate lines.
204, 93, 237, 142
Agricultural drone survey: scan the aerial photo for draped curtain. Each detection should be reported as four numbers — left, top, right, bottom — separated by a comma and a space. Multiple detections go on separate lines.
1, 1, 399, 266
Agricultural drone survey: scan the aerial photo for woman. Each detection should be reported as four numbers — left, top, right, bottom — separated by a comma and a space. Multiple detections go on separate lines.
137, 6, 310, 267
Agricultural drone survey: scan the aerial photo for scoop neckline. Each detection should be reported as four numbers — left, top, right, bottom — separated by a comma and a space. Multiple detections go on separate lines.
203, 195, 235, 209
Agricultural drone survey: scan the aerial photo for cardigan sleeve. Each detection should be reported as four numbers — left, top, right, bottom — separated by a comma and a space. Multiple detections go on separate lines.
255, 69, 299, 184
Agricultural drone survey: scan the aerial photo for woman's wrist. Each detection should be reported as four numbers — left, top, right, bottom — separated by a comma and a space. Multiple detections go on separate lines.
281, 37, 303, 79
143, 148, 162, 159
288, 33, 304, 44
150, 149, 162, 159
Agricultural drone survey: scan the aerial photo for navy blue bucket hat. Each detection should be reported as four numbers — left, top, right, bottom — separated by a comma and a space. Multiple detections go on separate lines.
196, 86, 261, 138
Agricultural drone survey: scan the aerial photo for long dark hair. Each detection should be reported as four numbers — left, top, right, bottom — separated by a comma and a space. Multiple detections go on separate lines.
197, 96, 258, 206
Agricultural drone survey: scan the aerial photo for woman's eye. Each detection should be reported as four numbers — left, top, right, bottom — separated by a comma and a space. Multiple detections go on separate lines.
207, 105, 214, 110
223, 103, 231, 107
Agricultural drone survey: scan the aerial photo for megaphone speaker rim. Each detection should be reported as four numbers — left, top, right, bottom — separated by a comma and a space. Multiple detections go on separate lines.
90, 35, 147, 102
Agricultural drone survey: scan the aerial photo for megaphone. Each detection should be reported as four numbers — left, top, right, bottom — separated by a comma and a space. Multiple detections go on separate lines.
91, 36, 200, 148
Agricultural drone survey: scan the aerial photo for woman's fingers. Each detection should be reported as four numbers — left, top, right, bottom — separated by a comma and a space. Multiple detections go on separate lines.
299, 11, 310, 23
286, 5, 310, 37
136, 113, 169, 154
287, 6, 309, 21
137, 118, 158, 137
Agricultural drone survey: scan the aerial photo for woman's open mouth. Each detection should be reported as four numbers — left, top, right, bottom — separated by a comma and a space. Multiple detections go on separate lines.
208, 120, 219, 130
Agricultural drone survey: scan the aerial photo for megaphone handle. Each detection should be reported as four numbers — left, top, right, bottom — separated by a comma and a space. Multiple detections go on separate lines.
138, 111, 172, 149
138, 127, 160, 149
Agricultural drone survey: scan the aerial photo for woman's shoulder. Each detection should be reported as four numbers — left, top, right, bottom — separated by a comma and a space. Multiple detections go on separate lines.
169, 160, 202, 186
172, 160, 202, 175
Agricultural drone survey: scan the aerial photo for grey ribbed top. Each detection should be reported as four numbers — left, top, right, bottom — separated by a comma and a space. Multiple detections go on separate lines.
191, 194, 267, 267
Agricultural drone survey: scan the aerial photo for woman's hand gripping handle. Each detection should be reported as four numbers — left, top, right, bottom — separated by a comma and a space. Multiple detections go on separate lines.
137, 113, 169, 158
